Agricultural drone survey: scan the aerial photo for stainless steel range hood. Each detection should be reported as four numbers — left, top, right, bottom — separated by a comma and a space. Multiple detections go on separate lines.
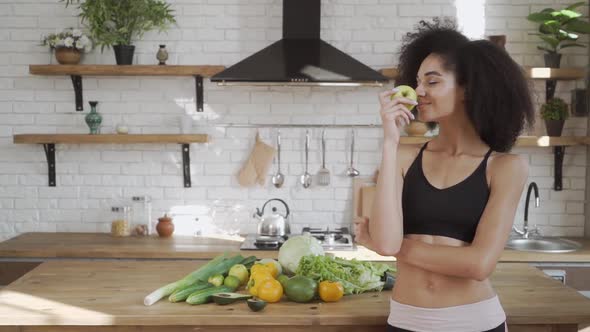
210, 0, 388, 87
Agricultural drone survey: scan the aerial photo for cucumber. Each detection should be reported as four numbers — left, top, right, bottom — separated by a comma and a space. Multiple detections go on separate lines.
186, 285, 233, 305
241, 255, 258, 269
168, 282, 211, 303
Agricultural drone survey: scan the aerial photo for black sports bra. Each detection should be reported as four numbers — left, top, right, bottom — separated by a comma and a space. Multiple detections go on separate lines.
401, 142, 493, 243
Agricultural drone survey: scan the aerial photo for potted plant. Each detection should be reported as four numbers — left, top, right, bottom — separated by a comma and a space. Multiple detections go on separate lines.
41, 28, 93, 65
526, 2, 590, 68
63, 0, 176, 65
541, 97, 569, 136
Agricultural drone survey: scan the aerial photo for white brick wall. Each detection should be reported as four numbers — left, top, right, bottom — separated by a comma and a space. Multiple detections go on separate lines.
0, 0, 588, 241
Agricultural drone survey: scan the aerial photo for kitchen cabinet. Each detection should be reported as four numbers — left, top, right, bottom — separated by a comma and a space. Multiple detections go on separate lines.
533, 263, 590, 293
0, 261, 41, 286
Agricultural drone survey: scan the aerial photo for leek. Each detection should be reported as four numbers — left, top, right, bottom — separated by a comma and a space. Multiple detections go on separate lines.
144, 253, 244, 306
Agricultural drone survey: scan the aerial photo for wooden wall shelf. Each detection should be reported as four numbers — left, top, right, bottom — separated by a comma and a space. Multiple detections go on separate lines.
399, 136, 589, 147
379, 66, 585, 81
28, 65, 226, 112
524, 67, 586, 80
13, 134, 209, 188
29, 65, 225, 77
13, 134, 209, 144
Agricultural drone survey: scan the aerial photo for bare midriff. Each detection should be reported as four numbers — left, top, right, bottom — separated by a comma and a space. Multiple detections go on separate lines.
392, 234, 496, 308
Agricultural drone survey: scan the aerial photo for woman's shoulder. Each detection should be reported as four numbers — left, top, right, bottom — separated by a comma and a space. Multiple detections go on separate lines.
488, 151, 529, 185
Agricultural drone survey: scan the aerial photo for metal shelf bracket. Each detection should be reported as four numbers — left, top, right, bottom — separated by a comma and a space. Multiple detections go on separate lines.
553, 146, 565, 191
195, 75, 204, 112
71, 75, 83, 111
43, 143, 56, 187
182, 144, 191, 187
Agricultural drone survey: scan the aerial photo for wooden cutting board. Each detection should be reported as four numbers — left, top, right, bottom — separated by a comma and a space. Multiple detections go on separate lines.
352, 176, 377, 220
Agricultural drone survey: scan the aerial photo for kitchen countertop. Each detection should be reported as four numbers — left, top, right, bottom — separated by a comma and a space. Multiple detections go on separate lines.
0, 261, 589, 332
1, 232, 590, 263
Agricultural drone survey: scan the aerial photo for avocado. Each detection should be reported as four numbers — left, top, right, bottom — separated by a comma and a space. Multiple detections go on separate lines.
283, 276, 317, 303
211, 292, 252, 305
247, 298, 267, 312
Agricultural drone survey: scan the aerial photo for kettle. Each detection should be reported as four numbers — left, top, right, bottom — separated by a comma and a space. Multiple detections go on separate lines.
254, 198, 290, 237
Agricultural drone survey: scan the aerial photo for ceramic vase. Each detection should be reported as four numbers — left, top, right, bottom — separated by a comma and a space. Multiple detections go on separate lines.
156, 45, 169, 65
156, 214, 174, 238
85, 101, 102, 135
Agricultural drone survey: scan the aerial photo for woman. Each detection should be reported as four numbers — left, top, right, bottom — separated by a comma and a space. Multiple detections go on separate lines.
353, 19, 535, 332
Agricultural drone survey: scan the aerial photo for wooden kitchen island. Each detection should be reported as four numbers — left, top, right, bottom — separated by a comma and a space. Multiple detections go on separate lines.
0, 261, 589, 332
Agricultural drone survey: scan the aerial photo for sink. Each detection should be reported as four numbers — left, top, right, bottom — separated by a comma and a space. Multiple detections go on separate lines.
505, 238, 582, 253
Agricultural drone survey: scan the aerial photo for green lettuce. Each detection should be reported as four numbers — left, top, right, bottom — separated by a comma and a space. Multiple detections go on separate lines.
295, 255, 396, 295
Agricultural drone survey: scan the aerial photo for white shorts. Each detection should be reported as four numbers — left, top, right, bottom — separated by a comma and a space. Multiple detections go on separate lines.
388, 295, 507, 332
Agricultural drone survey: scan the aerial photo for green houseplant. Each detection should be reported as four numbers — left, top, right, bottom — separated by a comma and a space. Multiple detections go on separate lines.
540, 97, 569, 136
63, 0, 176, 65
527, 2, 590, 67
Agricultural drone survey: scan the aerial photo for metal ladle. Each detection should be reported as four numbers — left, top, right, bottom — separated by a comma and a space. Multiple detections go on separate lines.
272, 129, 284, 188
346, 128, 360, 177
300, 130, 312, 188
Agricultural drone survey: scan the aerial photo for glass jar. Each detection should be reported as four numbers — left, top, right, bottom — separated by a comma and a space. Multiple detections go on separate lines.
111, 206, 131, 237
130, 196, 151, 237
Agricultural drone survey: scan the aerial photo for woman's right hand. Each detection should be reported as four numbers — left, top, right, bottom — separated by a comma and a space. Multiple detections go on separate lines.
378, 88, 417, 143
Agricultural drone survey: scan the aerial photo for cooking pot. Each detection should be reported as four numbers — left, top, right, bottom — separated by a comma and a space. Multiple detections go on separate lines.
254, 198, 290, 237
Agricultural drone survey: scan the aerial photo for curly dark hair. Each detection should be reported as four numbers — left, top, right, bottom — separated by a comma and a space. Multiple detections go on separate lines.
396, 18, 535, 152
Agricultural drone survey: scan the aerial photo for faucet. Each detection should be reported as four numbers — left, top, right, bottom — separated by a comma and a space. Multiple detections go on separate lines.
513, 182, 540, 239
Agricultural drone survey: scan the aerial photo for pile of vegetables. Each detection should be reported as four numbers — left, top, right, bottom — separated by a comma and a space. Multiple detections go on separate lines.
143, 235, 397, 310
143, 253, 256, 306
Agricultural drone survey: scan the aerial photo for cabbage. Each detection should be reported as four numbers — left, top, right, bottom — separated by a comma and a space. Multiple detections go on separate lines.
278, 235, 324, 275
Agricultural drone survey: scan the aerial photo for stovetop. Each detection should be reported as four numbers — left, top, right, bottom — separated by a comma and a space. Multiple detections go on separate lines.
240, 227, 356, 251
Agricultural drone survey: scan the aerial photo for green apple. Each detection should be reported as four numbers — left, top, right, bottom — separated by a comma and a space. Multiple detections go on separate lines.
390, 85, 417, 111
228, 264, 249, 286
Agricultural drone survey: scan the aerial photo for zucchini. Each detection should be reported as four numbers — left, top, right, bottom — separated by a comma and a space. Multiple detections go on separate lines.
186, 285, 233, 305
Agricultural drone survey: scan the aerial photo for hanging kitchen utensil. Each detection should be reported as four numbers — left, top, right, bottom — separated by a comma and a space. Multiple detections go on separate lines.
346, 128, 360, 177
272, 129, 285, 188
300, 130, 312, 188
317, 129, 330, 186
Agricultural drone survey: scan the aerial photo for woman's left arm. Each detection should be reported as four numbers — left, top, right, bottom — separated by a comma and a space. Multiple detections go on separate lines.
395, 154, 529, 281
